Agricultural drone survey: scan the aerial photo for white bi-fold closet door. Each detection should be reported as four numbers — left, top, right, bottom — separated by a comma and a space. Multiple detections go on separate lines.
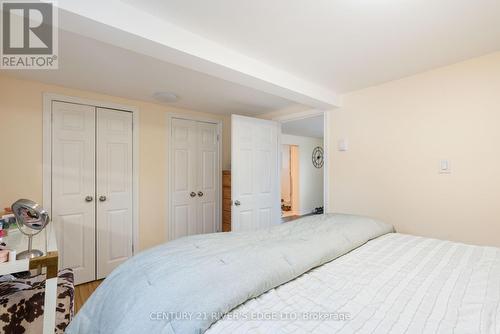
51, 101, 133, 285
170, 118, 219, 240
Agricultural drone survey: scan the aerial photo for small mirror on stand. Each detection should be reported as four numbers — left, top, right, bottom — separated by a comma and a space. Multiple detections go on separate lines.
11, 199, 50, 260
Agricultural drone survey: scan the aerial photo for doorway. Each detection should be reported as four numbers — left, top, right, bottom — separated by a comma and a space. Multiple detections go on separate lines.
281, 144, 299, 217
279, 113, 325, 221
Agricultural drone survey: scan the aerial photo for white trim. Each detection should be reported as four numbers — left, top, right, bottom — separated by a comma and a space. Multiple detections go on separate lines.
42, 93, 140, 254
276, 120, 283, 219
298, 209, 315, 216
272, 109, 325, 123
323, 110, 332, 213
132, 109, 140, 252
42, 96, 52, 218
273, 110, 331, 213
165, 113, 223, 241
43, 93, 139, 113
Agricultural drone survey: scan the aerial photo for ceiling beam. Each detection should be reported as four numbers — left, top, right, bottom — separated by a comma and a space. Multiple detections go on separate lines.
54, 0, 340, 109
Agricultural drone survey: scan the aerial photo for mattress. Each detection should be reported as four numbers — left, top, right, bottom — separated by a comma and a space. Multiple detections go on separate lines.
68, 215, 500, 334
207, 233, 500, 334
67, 214, 394, 334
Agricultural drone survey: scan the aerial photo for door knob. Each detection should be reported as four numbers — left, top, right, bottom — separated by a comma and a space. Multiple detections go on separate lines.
197, 191, 203, 197
190, 192, 196, 198
99, 195, 107, 202
234, 200, 241, 206
85, 196, 93, 202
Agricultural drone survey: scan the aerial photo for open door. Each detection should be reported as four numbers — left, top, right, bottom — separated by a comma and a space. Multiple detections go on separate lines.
231, 115, 280, 231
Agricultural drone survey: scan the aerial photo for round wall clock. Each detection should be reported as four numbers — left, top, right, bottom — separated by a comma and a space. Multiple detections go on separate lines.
312, 146, 324, 168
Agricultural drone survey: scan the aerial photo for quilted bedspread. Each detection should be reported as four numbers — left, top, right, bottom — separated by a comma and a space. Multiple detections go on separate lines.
67, 214, 393, 334
207, 233, 500, 334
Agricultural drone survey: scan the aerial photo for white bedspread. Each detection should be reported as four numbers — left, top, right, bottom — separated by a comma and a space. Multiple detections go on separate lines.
67, 214, 392, 334
207, 233, 500, 334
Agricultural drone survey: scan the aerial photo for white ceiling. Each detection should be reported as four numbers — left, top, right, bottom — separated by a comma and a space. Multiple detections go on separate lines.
124, 0, 500, 93
4, 1, 500, 115
1, 29, 298, 115
282, 115, 324, 139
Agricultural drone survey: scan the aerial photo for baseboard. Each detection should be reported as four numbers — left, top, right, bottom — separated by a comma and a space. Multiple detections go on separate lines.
298, 209, 315, 215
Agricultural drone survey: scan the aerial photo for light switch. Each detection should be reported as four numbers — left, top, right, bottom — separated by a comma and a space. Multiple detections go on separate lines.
337, 139, 348, 152
439, 160, 451, 174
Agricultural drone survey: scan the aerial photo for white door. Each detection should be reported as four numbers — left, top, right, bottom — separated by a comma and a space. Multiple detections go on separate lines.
171, 119, 199, 239
52, 101, 96, 285
170, 118, 220, 239
96, 108, 133, 279
197, 121, 219, 234
231, 115, 280, 231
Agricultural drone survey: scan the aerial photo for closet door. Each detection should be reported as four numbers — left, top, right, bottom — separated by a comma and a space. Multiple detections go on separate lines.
52, 101, 96, 285
96, 108, 133, 279
197, 122, 219, 234
170, 119, 198, 239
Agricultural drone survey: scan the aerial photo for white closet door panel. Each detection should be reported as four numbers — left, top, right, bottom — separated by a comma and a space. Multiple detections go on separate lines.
171, 118, 198, 239
52, 101, 96, 285
197, 122, 218, 234
96, 108, 133, 279
231, 115, 280, 232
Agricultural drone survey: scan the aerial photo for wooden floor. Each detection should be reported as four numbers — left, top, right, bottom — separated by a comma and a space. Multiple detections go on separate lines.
75, 280, 103, 313
281, 213, 314, 223
281, 214, 301, 223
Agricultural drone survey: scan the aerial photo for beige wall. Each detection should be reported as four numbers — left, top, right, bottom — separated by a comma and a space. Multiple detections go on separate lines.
0, 74, 231, 250
4, 51, 500, 250
329, 51, 500, 247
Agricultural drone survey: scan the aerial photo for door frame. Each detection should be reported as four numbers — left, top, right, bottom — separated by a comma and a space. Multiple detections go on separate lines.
272, 109, 331, 213
42, 93, 140, 254
166, 113, 223, 241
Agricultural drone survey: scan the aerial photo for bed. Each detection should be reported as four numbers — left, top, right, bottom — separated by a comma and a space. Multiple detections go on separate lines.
67, 214, 500, 334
